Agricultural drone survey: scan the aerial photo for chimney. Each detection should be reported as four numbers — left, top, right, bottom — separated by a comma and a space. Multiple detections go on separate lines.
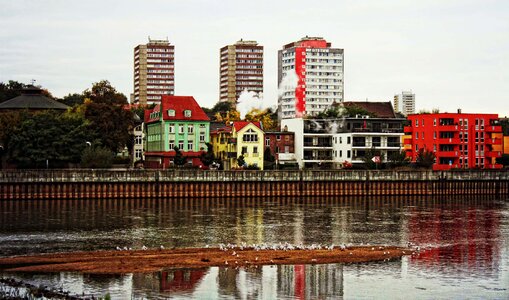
457, 108, 462, 114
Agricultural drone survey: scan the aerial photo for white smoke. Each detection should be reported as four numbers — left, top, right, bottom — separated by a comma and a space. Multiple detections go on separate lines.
237, 89, 271, 120
278, 70, 299, 98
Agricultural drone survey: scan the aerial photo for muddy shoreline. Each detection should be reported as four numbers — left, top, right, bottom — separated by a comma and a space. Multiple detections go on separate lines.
0, 246, 413, 274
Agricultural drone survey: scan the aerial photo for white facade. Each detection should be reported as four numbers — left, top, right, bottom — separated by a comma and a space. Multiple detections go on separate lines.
133, 123, 145, 164
283, 117, 405, 168
394, 91, 415, 116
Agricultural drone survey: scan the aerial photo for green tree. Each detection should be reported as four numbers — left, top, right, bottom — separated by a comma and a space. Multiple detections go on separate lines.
416, 148, 436, 168
237, 155, 246, 168
173, 146, 186, 166
361, 146, 380, 169
200, 142, 215, 166
81, 146, 114, 168
496, 154, 509, 167
245, 108, 278, 130
83, 80, 127, 105
82, 102, 135, 152
316, 104, 376, 119
61, 93, 85, 107
7, 111, 92, 168
263, 147, 276, 170
388, 150, 411, 168
0, 80, 26, 103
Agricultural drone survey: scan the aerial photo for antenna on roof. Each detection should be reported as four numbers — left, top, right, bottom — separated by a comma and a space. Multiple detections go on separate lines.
31, 79, 36, 85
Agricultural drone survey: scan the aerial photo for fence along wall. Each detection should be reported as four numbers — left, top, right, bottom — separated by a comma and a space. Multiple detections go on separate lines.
1, 170, 508, 200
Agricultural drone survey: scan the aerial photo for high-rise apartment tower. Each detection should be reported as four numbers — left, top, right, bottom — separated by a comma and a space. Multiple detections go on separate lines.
394, 91, 415, 116
133, 38, 175, 105
278, 37, 344, 120
219, 39, 263, 103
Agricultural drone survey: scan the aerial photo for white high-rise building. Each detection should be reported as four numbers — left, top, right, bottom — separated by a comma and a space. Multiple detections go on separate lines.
393, 91, 415, 116
278, 37, 344, 121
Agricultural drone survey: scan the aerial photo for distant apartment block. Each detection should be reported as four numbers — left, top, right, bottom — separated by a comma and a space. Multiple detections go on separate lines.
134, 38, 175, 105
394, 91, 415, 116
219, 39, 263, 103
404, 112, 503, 170
278, 36, 344, 120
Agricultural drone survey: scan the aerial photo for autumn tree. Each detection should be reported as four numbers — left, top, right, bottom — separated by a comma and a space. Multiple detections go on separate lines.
245, 108, 277, 131
83, 80, 127, 105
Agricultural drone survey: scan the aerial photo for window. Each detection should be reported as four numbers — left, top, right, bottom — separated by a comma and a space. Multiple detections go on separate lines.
265, 137, 270, 146
347, 137, 351, 144
415, 144, 419, 151
169, 124, 175, 133
243, 129, 258, 142
199, 134, 206, 142
188, 125, 194, 134
253, 146, 258, 154
340, 150, 343, 157
135, 149, 142, 159
434, 132, 437, 139
179, 124, 185, 134
275, 146, 279, 153
276, 135, 281, 140
187, 140, 193, 151
178, 141, 184, 150
285, 146, 290, 153
135, 136, 142, 145
347, 150, 351, 158
415, 119, 419, 127
242, 146, 248, 154
169, 140, 175, 150
433, 118, 437, 126
285, 136, 290, 141
416, 132, 419, 139
199, 124, 206, 129
184, 110, 192, 118
167, 109, 175, 117
422, 132, 424, 140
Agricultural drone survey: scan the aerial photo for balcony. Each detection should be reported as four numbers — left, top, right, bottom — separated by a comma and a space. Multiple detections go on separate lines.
278, 153, 296, 161
303, 142, 333, 148
404, 126, 413, 133
438, 138, 460, 144
438, 124, 459, 131
485, 138, 502, 145
404, 138, 413, 145
303, 156, 333, 161
485, 151, 502, 158
437, 150, 459, 157
485, 125, 502, 133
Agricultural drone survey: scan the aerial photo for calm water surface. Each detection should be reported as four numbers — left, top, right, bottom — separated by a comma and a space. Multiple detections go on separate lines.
1, 196, 508, 299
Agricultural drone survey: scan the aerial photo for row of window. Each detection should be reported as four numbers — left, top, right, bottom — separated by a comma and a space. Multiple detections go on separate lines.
169, 123, 207, 133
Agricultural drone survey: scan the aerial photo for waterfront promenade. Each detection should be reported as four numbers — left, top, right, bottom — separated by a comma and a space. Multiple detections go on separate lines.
1, 170, 508, 200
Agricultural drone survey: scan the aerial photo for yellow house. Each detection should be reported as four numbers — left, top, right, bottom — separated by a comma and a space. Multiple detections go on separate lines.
211, 121, 265, 170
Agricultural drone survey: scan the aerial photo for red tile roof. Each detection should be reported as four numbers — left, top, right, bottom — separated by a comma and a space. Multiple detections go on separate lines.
144, 96, 210, 123
233, 121, 262, 132
342, 101, 396, 118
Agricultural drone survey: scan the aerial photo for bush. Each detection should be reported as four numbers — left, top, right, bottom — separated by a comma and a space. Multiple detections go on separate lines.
81, 146, 114, 168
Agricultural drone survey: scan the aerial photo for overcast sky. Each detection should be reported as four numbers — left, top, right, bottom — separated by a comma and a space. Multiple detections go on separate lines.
1, 0, 508, 116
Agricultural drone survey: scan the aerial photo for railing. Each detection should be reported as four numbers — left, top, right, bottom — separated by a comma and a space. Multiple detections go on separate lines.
1, 169, 508, 183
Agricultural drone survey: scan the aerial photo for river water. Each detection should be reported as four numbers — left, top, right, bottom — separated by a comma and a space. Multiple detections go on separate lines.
0, 196, 508, 299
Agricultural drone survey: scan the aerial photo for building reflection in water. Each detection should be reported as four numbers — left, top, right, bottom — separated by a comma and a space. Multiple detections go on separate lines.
132, 264, 345, 299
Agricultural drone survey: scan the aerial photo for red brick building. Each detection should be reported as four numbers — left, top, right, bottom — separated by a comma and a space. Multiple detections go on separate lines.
404, 113, 503, 170
264, 131, 296, 167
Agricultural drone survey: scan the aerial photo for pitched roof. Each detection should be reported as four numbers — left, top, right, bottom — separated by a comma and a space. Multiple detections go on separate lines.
0, 86, 68, 110
233, 121, 262, 132
342, 101, 396, 118
144, 95, 209, 123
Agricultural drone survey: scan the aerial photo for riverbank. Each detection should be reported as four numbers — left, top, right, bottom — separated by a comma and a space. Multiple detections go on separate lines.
0, 246, 411, 274
1, 169, 508, 199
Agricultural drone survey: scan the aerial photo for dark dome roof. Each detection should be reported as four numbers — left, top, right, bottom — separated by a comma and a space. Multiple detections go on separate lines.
0, 86, 69, 110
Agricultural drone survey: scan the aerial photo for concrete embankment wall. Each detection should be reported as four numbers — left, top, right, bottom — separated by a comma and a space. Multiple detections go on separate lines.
0, 170, 508, 200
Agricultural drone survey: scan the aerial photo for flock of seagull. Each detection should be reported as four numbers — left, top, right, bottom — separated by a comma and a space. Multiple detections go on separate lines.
115, 241, 423, 253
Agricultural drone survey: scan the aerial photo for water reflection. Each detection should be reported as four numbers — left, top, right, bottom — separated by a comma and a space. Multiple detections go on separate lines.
0, 196, 508, 299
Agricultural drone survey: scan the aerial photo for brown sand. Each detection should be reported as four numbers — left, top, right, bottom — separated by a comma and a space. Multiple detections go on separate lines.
0, 246, 411, 274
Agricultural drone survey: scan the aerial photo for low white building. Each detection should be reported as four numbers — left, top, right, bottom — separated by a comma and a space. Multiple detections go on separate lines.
282, 102, 406, 169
